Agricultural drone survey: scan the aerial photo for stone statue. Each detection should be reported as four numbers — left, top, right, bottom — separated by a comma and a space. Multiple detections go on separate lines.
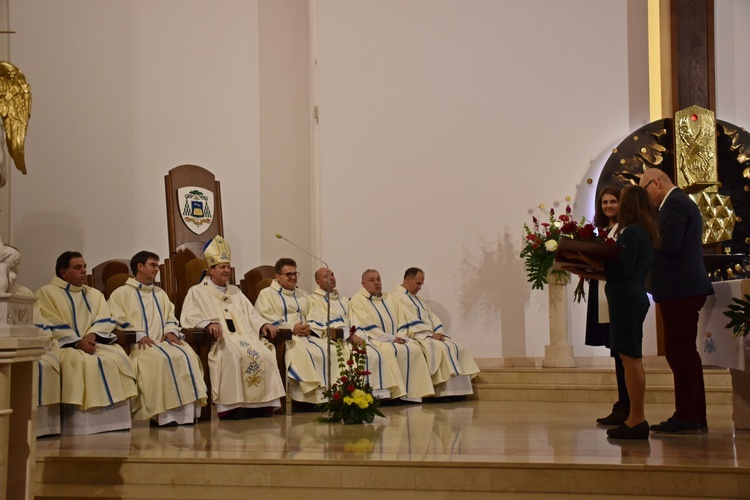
0, 237, 30, 295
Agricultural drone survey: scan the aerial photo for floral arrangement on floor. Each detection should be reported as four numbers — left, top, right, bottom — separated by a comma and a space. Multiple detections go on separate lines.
722, 293, 750, 337
520, 200, 605, 302
317, 332, 385, 424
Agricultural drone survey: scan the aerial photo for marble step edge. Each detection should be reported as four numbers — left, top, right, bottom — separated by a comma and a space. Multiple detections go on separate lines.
35, 461, 750, 498
472, 382, 733, 392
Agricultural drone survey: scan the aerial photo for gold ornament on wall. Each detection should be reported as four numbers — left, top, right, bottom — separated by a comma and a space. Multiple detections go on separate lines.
0, 61, 31, 182
675, 105, 717, 193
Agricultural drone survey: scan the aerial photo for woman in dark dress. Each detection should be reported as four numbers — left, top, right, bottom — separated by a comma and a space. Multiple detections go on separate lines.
585, 187, 629, 425
571, 185, 660, 440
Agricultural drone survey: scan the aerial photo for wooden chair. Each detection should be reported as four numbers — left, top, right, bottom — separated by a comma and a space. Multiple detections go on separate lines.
87, 259, 131, 300
240, 265, 276, 305
86, 260, 137, 354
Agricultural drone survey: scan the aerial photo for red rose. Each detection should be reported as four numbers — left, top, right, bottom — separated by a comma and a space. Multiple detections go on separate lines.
541, 223, 550, 228
333, 393, 341, 400
347, 385, 355, 392
339, 376, 348, 383
346, 359, 354, 365
566, 205, 572, 214
358, 370, 371, 376
550, 208, 555, 216
349, 325, 357, 335
561, 222, 577, 234
559, 214, 570, 222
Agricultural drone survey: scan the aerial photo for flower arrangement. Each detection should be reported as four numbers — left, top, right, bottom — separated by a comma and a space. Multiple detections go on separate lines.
317, 332, 385, 424
520, 201, 604, 302
722, 293, 750, 337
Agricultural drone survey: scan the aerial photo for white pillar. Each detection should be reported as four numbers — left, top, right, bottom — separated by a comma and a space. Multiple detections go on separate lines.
543, 272, 576, 368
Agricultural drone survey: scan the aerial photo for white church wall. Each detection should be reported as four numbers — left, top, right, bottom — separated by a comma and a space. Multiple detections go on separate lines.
8, 0, 263, 290
6, 0, 744, 364
715, 0, 750, 128
314, 0, 651, 360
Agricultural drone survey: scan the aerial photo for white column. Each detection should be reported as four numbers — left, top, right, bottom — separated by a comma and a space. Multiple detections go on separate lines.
543, 272, 576, 368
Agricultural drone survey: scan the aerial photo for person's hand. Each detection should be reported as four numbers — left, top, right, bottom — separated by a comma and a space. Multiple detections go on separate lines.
207, 322, 223, 340
76, 333, 97, 354
431, 333, 445, 341
138, 336, 156, 350
394, 337, 406, 344
348, 333, 365, 346
163, 332, 182, 345
293, 322, 311, 337
261, 323, 278, 339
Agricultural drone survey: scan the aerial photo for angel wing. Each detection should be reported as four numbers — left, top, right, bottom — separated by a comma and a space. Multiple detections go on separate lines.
0, 61, 31, 175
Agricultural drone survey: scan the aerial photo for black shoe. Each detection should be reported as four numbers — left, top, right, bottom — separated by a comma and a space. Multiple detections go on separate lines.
606, 421, 649, 440
291, 401, 319, 413
217, 408, 245, 420
596, 402, 630, 426
649, 417, 701, 434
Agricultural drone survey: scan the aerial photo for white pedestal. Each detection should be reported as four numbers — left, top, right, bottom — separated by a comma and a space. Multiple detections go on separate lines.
543, 272, 576, 368
0, 293, 48, 500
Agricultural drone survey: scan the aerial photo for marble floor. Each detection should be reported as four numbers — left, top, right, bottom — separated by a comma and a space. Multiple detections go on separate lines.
35, 400, 750, 499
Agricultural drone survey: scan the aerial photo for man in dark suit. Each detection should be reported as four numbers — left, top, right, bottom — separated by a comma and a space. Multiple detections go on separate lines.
639, 168, 714, 434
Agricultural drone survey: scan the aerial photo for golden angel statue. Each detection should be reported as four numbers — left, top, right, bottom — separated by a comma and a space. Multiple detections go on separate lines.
0, 61, 31, 187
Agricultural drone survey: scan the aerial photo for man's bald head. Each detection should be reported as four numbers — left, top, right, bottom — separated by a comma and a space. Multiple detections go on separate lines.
315, 267, 336, 291
639, 168, 674, 207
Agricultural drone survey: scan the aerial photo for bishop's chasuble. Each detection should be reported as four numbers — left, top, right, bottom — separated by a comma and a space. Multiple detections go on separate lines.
108, 278, 207, 421
33, 277, 137, 411
255, 280, 331, 403
349, 287, 434, 399
180, 278, 285, 409
307, 287, 400, 397
392, 284, 479, 393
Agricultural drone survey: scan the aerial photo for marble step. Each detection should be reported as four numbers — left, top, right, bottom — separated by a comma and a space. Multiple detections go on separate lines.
472, 367, 733, 404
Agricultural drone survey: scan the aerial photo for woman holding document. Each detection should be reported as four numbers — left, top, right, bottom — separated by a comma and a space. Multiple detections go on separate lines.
568, 185, 660, 440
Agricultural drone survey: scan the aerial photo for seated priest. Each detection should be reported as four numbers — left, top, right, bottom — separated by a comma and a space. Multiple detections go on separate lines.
34, 251, 137, 435
108, 250, 208, 426
180, 236, 285, 420
349, 268, 434, 402
392, 267, 479, 398
255, 258, 330, 405
306, 267, 400, 399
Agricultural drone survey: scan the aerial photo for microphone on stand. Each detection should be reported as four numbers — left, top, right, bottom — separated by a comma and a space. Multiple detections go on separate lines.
275, 233, 330, 268
275, 233, 334, 391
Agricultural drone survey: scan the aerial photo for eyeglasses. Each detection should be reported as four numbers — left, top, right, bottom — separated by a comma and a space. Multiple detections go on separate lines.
281, 272, 300, 279
643, 179, 655, 190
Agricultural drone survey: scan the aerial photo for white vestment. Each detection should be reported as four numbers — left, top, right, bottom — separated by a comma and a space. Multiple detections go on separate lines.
108, 278, 208, 424
180, 278, 285, 411
349, 287, 434, 399
307, 287, 400, 398
392, 285, 479, 396
255, 281, 331, 403
34, 277, 137, 434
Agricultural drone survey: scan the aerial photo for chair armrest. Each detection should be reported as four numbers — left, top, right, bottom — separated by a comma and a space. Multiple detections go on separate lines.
181, 327, 209, 344
112, 329, 137, 344
277, 328, 293, 341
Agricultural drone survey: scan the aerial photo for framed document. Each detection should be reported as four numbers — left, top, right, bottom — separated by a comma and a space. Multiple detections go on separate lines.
552, 238, 623, 271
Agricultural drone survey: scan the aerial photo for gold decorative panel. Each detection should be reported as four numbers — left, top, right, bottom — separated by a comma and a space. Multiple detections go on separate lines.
689, 191, 735, 244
